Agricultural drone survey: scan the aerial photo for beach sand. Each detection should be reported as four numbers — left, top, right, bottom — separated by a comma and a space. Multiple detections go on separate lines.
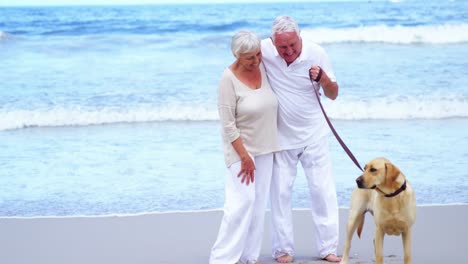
0, 204, 466, 264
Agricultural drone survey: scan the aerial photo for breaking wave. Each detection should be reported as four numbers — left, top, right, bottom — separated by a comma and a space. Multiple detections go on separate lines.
302, 24, 468, 44
1, 96, 467, 131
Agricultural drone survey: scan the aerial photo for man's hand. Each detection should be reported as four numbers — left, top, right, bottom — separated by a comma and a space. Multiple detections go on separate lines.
309, 65, 323, 82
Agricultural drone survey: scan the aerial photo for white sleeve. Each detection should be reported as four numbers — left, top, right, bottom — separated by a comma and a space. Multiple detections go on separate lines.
217, 71, 240, 143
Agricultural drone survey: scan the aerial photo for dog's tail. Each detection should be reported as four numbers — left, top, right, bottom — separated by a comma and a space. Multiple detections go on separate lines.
357, 212, 366, 239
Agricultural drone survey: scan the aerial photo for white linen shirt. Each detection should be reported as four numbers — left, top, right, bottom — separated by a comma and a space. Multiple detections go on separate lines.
261, 37, 336, 150
218, 62, 280, 167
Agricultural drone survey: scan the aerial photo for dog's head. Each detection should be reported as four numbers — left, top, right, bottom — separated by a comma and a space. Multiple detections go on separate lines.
356, 157, 401, 189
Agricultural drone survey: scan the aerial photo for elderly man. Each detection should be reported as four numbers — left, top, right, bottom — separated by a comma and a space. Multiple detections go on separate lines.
261, 16, 341, 263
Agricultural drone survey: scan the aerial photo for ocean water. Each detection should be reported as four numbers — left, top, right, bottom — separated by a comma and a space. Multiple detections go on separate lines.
0, 0, 467, 217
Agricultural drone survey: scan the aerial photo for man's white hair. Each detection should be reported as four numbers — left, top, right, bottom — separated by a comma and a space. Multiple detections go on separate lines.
231, 30, 261, 58
271, 16, 300, 42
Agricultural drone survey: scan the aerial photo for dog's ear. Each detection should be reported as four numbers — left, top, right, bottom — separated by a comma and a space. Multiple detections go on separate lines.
385, 162, 401, 187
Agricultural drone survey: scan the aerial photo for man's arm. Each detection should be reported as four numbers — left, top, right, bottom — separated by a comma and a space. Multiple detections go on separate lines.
309, 66, 339, 100
320, 71, 338, 100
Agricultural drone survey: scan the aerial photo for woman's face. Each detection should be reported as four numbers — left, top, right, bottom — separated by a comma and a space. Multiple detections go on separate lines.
237, 48, 262, 71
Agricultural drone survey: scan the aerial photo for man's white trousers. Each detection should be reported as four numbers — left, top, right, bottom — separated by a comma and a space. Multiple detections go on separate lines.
210, 153, 273, 264
270, 138, 339, 259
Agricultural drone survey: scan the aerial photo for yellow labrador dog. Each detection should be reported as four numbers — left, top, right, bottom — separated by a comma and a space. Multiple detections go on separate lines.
340, 158, 416, 264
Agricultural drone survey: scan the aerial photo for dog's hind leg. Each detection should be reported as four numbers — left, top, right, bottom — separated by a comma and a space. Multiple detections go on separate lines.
340, 190, 368, 264
340, 211, 365, 264
402, 228, 412, 264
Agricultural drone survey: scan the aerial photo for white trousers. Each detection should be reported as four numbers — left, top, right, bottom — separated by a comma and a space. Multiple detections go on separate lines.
210, 153, 273, 264
270, 138, 339, 259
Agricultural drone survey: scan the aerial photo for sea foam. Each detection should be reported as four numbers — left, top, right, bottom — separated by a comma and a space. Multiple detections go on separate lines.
302, 24, 468, 44
0, 96, 466, 131
323, 96, 468, 120
0, 31, 11, 40
0, 105, 219, 131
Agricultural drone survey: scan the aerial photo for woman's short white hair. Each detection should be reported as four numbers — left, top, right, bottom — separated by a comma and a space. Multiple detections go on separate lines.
231, 30, 261, 58
271, 16, 300, 42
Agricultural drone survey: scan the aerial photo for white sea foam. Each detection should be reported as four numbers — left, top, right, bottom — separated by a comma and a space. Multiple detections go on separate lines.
323, 96, 468, 120
0, 97, 467, 131
0, 105, 219, 131
302, 24, 468, 44
0, 31, 10, 40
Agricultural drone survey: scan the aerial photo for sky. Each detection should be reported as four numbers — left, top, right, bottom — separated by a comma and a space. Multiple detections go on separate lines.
0, 0, 346, 7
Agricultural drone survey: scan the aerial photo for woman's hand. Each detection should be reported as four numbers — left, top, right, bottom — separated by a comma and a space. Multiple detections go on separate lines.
230, 137, 256, 185
238, 155, 256, 185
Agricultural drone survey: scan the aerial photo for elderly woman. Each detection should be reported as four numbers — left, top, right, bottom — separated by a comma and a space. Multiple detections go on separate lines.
209, 30, 279, 264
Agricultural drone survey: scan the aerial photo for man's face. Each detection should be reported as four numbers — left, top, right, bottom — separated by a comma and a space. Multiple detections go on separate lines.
273, 31, 302, 65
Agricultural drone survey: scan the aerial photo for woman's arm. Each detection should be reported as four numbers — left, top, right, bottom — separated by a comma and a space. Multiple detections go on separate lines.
218, 72, 255, 185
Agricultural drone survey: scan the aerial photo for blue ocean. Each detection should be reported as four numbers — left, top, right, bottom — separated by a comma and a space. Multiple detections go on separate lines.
1, 0, 467, 217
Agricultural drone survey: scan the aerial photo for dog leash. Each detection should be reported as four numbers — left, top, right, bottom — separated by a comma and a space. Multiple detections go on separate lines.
312, 68, 364, 172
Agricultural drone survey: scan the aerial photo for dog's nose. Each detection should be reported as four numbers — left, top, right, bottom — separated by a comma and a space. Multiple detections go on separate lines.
356, 176, 364, 188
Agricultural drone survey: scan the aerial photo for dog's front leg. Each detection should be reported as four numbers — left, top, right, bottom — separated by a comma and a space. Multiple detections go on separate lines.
402, 228, 412, 264
374, 228, 385, 264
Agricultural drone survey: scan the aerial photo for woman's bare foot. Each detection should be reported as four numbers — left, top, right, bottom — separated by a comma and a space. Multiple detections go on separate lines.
323, 254, 341, 262
275, 254, 294, 263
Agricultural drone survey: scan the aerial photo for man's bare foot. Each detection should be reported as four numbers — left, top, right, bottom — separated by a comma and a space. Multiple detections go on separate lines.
323, 254, 341, 262
275, 254, 294, 263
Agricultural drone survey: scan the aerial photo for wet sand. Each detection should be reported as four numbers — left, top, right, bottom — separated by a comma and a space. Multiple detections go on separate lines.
0, 204, 466, 264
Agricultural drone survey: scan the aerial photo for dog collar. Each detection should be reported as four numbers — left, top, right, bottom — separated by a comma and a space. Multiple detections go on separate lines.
373, 180, 407, 198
